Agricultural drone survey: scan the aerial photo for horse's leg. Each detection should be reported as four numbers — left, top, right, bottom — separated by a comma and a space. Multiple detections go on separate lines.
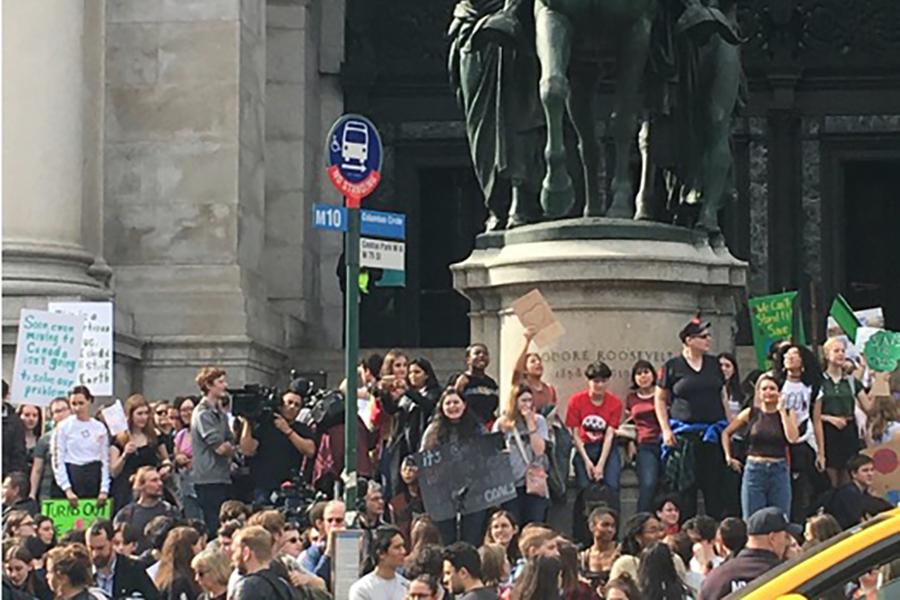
566, 63, 602, 217
606, 15, 652, 218
634, 117, 656, 220
535, 3, 575, 218
696, 38, 740, 240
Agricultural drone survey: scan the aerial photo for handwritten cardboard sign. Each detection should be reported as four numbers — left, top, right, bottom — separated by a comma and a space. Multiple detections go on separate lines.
48, 302, 114, 395
748, 291, 805, 368
413, 433, 517, 521
41, 499, 112, 537
11, 309, 84, 407
511, 289, 565, 348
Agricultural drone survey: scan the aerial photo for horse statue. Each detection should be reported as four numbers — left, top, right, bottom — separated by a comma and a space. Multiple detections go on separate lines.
533, 0, 657, 219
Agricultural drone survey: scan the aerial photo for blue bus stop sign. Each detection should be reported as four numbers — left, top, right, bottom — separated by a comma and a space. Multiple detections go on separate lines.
325, 114, 383, 207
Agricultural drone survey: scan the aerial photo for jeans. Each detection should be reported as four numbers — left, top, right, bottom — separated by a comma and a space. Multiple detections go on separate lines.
436, 510, 486, 547
741, 459, 792, 520
574, 443, 621, 510
195, 483, 229, 534
635, 442, 661, 513
503, 488, 549, 527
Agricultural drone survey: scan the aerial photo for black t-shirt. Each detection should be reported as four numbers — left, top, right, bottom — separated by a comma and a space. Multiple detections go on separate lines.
250, 418, 314, 491
660, 355, 725, 423
461, 373, 500, 425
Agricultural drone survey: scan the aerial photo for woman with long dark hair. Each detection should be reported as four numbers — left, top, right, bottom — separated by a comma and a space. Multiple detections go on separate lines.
609, 512, 667, 583
493, 383, 551, 525
379, 355, 441, 499
4, 542, 53, 600
637, 542, 690, 600
154, 526, 203, 600
717, 352, 746, 517
109, 394, 173, 510
30, 397, 71, 503
558, 538, 600, 600
388, 455, 426, 544
511, 554, 562, 600
722, 373, 799, 519
17, 403, 43, 471
625, 360, 661, 513
50, 385, 110, 506
420, 388, 487, 545
774, 344, 826, 520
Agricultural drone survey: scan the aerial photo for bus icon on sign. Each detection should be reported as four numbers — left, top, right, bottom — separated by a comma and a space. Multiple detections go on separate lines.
341, 120, 369, 171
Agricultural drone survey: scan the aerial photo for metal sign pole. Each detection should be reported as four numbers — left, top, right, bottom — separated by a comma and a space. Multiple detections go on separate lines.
343, 198, 360, 508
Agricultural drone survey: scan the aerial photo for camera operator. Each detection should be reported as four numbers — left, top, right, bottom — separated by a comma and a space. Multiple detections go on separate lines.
239, 390, 316, 506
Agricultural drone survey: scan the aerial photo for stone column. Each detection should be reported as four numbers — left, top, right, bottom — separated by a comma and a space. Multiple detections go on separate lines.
2, 1, 110, 376
2, 0, 107, 298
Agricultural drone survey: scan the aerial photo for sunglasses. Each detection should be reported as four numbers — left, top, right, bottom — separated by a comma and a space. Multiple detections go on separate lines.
155, 410, 168, 415
20, 520, 35, 527
285, 537, 301, 544
692, 333, 711, 339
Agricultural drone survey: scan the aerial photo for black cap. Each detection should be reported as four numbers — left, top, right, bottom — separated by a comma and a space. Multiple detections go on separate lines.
746, 507, 801, 536
679, 317, 711, 342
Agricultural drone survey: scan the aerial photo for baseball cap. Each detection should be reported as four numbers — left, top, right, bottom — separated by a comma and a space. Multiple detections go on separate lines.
679, 317, 711, 342
746, 507, 802, 538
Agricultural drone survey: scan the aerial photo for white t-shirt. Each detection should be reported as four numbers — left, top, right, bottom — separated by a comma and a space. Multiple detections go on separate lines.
348, 571, 409, 600
781, 379, 816, 449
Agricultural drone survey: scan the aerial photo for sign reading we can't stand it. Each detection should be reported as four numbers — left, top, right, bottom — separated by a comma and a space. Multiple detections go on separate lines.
11, 309, 84, 407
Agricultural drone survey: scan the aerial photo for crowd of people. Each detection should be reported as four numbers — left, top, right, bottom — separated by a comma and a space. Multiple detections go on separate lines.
1, 316, 899, 599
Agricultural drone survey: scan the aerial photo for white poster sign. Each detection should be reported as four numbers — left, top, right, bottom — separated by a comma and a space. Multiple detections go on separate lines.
11, 309, 84, 407
101, 400, 129, 437
48, 302, 114, 396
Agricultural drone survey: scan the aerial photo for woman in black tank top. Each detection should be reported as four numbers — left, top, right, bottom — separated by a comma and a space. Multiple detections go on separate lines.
721, 374, 800, 519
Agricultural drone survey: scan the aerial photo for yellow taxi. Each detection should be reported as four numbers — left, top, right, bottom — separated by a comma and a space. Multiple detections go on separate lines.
732, 507, 900, 598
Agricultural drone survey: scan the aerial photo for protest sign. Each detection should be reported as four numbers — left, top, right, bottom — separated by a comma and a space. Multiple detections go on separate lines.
863, 330, 900, 373
863, 434, 900, 506
511, 289, 565, 348
48, 302, 114, 395
748, 291, 805, 368
413, 433, 517, 522
41, 499, 112, 537
11, 309, 84, 407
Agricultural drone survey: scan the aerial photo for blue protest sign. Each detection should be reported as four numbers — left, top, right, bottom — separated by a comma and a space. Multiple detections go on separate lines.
313, 203, 348, 232
325, 114, 383, 206
361, 209, 405, 240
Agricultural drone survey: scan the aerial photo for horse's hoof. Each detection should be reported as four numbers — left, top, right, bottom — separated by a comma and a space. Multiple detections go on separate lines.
541, 183, 574, 219
605, 202, 632, 219
634, 209, 653, 221
485, 213, 506, 232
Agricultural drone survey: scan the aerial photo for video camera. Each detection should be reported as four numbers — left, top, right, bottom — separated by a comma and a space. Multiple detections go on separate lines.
227, 383, 280, 421
227, 370, 327, 423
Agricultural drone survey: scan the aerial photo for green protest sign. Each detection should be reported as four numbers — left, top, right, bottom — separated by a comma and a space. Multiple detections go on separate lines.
864, 330, 900, 373
41, 499, 112, 537
748, 291, 806, 369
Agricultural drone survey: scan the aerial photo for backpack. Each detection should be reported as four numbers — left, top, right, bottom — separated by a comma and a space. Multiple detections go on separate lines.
245, 569, 325, 600
572, 483, 618, 545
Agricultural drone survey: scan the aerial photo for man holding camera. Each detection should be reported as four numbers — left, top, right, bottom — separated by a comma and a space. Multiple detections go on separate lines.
239, 389, 316, 506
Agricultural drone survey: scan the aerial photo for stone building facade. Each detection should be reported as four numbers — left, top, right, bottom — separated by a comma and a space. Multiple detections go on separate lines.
4, 0, 900, 400
3, 0, 347, 398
